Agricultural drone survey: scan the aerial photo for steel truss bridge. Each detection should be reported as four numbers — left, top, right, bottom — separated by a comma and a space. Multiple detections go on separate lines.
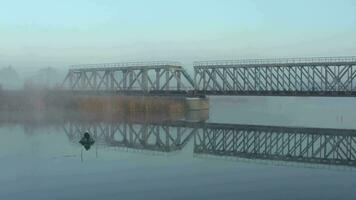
64, 121, 356, 167
62, 57, 356, 97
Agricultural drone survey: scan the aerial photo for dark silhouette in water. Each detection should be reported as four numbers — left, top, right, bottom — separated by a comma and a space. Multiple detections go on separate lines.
79, 132, 95, 151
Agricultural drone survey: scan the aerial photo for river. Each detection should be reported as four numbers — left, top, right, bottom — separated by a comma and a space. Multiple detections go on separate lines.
1, 96, 356, 200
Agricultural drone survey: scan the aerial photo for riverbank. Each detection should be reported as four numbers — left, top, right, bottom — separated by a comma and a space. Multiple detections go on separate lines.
0, 89, 209, 122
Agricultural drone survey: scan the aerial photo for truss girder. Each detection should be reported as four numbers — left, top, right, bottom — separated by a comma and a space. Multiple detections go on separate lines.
194, 64, 356, 93
62, 65, 195, 92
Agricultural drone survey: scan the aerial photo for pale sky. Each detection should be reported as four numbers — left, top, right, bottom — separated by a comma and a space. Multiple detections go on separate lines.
1, 0, 356, 68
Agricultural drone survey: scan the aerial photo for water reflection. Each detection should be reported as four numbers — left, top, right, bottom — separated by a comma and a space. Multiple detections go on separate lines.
193, 124, 356, 168
63, 120, 356, 168
64, 121, 194, 153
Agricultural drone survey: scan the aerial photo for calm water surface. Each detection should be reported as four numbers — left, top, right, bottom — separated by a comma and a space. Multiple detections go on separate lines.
1, 96, 356, 200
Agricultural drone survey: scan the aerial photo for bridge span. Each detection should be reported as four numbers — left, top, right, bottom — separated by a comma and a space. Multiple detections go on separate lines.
62, 56, 356, 97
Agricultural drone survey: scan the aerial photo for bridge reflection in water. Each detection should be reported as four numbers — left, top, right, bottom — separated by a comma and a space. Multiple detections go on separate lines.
63, 121, 356, 168
64, 122, 195, 153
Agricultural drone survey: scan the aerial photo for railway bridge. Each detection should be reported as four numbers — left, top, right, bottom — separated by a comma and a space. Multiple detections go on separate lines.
62, 56, 356, 97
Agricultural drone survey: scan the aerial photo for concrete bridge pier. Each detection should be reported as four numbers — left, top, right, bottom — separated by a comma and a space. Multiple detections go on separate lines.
184, 97, 209, 122
184, 97, 209, 111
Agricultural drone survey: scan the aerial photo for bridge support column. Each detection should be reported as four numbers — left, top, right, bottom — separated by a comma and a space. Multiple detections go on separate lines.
184, 97, 209, 111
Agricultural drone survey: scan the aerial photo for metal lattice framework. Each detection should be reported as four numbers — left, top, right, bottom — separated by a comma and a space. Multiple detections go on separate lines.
62, 61, 195, 93
61, 56, 356, 97
63, 121, 195, 152
194, 56, 356, 96
194, 123, 356, 166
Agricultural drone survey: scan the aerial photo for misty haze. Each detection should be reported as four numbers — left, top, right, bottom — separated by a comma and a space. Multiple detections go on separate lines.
1, 1, 356, 200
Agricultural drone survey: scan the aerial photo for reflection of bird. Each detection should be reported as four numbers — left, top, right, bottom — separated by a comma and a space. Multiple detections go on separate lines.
79, 132, 95, 151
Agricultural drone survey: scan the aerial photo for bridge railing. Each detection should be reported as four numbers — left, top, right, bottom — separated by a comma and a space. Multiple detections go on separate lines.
194, 56, 356, 67
70, 61, 182, 69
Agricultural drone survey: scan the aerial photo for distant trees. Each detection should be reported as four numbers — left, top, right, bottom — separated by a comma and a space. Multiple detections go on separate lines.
0, 65, 21, 89
24, 67, 64, 89
0, 65, 66, 90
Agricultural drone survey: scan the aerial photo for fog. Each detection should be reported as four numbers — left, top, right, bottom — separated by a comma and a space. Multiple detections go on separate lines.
0, 65, 68, 90
2, 1, 356, 200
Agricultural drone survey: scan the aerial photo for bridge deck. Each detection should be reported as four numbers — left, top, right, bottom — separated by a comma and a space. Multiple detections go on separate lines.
61, 90, 356, 97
